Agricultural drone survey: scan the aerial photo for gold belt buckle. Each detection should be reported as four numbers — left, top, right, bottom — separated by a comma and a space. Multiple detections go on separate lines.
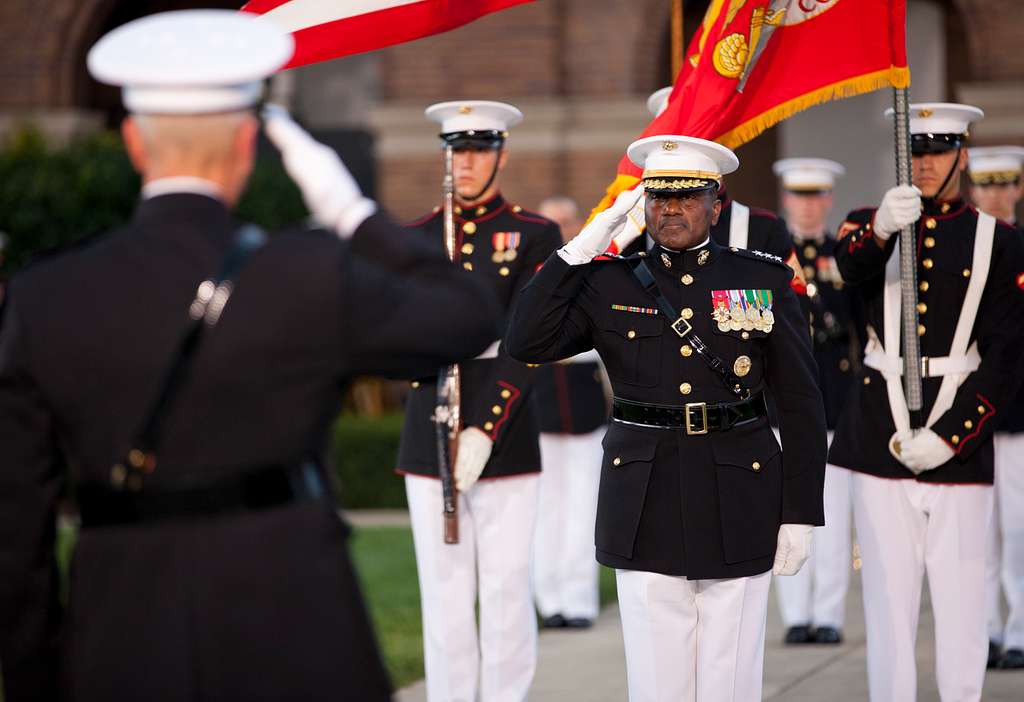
671, 316, 693, 338
684, 402, 708, 435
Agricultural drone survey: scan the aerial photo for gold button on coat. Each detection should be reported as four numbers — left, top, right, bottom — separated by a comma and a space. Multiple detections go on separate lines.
919, 281, 929, 292
922, 258, 934, 269
411, 381, 420, 388
752, 461, 761, 471
964, 420, 973, 429
499, 266, 510, 277
463, 221, 477, 234
463, 262, 473, 271
864, 376, 872, 385
917, 324, 926, 336
681, 274, 694, 285
492, 405, 502, 415
680, 345, 693, 357
925, 218, 937, 229
804, 245, 816, 259
681, 307, 694, 320
613, 457, 622, 467
978, 405, 986, 414
501, 389, 511, 399
963, 269, 971, 278
741, 332, 750, 340
924, 237, 935, 248
679, 382, 692, 395
627, 330, 637, 339
484, 421, 494, 431
951, 435, 960, 444
917, 302, 927, 314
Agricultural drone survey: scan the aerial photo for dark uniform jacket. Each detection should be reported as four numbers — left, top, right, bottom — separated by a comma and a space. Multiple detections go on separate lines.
506, 240, 826, 579
532, 353, 608, 435
791, 232, 862, 429
0, 193, 501, 702
829, 198, 1024, 484
397, 194, 562, 480
996, 222, 1024, 434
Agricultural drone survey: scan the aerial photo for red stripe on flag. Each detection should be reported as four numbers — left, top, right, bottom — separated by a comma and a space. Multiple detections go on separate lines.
246, 0, 533, 68
241, 0, 293, 13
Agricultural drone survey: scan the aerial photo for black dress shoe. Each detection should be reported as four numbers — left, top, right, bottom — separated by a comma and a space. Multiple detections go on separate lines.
563, 617, 594, 629
999, 648, 1024, 669
813, 626, 843, 644
542, 614, 566, 628
988, 640, 1003, 669
784, 625, 814, 644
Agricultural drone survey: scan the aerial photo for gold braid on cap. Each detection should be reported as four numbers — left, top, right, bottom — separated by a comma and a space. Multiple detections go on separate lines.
643, 178, 716, 191
970, 170, 1022, 186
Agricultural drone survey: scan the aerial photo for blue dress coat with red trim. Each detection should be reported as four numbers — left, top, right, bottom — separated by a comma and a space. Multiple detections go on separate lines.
397, 194, 563, 480
829, 198, 1024, 483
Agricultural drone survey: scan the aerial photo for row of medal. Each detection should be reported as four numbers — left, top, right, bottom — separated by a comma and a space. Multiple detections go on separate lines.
711, 289, 775, 333
491, 232, 520, 263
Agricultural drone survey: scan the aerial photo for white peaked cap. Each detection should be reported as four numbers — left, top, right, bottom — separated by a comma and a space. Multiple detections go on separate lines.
647, 87, 673, 118
968, 146, 1024, 182
628, 135, 739, 181
425, 101, 524, 135
87, 10, 294, 115
883, 102, 984, 135
772, 158, 846, 191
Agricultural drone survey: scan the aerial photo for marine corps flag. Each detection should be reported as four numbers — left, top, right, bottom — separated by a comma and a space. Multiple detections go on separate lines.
595, 0, 909, 212
241, 0, 535, 69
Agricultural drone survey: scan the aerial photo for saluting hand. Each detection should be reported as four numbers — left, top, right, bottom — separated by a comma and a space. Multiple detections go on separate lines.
558, 185, 644, 265
773, 524, 813, 576
262, 104, 377, 238
454, 427, 494, 492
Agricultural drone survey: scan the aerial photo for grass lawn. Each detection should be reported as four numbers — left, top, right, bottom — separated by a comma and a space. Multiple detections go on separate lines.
42, 523, 616, 693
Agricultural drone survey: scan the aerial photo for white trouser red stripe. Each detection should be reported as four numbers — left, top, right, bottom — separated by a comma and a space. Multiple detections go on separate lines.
405, 474, 539, 702
852, 473, 992, 702
532, 429, 603, 620
987, 433, 1024, 649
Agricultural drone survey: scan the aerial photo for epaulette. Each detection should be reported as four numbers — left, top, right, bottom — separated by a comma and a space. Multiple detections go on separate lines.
404, 207, 442, 228
509, 204, 554, 227
749, 206, 780, 221
593, 252, 631, 263
726, 246, 789, 269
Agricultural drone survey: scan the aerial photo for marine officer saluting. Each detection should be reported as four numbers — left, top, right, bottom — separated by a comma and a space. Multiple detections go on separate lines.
771, 157, 858, 645
397, 101, 562, 702
507, 135, 827, 701
0, 10, 502, 702
829, 104, 1024, 702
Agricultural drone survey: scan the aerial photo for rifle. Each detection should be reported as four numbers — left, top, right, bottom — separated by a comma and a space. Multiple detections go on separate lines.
433, 144, 462, 544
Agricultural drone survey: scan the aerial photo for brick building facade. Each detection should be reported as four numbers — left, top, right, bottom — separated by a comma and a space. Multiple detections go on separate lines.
1, 1, 1022, 221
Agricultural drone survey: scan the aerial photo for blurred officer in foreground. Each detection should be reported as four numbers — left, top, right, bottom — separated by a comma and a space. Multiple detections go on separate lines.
0, 10, 500, 701
970, 145, 1024, 669
830, 104, 1024, 701
397, 102, 561, 702
507, 135, 826, 701
532, 196, 609, 630
771, 158, 857, 645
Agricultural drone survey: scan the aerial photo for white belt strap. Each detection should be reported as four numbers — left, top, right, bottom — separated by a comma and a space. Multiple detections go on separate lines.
863, 343, 981, 377
729, 201, 750, 249
876, 212, 996, 432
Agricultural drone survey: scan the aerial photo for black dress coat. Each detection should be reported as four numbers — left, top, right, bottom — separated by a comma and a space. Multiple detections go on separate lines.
506, 240, 826, 579
0, 193, 501, 701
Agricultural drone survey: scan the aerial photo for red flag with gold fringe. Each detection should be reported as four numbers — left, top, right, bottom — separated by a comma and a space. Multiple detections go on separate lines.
594, 0, 909, 215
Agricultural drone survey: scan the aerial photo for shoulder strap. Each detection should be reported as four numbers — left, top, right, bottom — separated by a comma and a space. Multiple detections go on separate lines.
628, 258, 750, 399
116, 225, 268, 485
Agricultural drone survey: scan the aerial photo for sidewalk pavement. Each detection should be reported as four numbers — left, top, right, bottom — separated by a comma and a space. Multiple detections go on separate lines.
397, 570, 1022, 701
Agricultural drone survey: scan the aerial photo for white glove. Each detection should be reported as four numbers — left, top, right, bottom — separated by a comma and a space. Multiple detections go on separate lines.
873, 185, 922, 240
261, 104, 377, 238
558, 185, 644, 265
889, 428, 955, 474
773, 524, 813, 576
454, 427, 494, 492
609, 198, 647, 254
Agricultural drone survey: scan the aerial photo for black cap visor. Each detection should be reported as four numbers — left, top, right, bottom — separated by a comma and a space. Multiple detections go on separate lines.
441, 130, 506, 151
911, 133, 964, 156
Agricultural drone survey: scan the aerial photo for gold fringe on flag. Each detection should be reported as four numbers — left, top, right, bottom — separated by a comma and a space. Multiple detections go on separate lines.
716, 66, 911, 149
586, 173, 641, 224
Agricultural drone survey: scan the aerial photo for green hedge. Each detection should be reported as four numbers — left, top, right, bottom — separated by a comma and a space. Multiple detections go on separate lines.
331, 413, 408, 509
0, 127, 308, 276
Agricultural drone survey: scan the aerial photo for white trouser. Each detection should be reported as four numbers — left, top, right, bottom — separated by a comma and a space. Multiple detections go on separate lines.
615, 569, 771, 702
532, 428, 604, 620
986, 432, 1024, 649
852, 472, 993, 702
405, 474, 540, 702
775, 432, 853, 628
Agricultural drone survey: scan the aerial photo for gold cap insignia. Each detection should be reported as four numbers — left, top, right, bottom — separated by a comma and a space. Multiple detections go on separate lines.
918, 109, 934, 118
663, 141, 678, 151
459, 105, 473, 114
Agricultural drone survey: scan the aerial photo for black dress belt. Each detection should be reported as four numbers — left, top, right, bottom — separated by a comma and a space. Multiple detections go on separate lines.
77, 462, 328, 529
612, 393, 768, 435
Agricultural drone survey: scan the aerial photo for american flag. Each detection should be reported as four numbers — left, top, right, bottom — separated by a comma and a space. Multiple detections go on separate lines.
242, 0, 535, 69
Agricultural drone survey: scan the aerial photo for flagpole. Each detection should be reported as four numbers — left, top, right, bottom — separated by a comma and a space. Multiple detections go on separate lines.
671, 0, 684, 80
892, 88, 924, 428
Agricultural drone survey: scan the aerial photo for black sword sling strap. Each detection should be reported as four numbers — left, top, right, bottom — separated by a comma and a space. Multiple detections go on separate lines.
628, 258, 751, 400
111, 225, 268, 490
